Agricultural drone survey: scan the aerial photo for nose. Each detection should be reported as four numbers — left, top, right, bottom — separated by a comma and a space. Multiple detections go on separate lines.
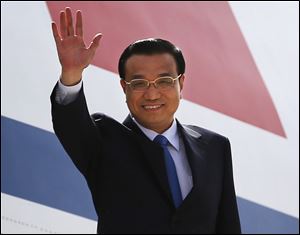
143, 83, 161, 100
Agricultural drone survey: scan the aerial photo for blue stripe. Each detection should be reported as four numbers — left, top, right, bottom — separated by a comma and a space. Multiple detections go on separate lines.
1, 116, 97, 220
237, 197, 299, 233
1, 116, 299, 233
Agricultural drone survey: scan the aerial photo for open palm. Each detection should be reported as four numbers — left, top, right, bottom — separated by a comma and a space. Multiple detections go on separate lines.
51, 8, 102, 73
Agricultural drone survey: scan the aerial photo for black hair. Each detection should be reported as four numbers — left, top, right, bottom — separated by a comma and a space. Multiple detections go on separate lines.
118, 38, 185, 79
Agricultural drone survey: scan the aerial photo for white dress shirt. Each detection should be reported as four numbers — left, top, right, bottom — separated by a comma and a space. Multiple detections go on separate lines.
132, 118, 193, 199
55, 79, 83, 105
56, 80, 193, 199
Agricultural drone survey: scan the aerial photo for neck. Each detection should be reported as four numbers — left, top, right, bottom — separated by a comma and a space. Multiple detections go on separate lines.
148, 123, 173, 134
133, 117, 174, 134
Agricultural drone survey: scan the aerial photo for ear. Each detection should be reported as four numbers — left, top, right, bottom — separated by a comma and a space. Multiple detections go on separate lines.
179, 74, 185, 91
120, 79, 127, 94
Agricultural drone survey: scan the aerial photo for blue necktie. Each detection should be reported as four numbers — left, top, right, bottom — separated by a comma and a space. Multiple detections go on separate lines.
154, 135, 183, 208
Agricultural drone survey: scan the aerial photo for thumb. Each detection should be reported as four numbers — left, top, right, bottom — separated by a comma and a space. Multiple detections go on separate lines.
88, 33, 102, 52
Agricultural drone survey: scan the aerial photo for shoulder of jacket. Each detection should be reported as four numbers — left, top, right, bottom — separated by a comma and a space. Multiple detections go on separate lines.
91, 112, 107, 122
91, 113, 132, 134
91, 113, 121, 126
183, 124, 229, 143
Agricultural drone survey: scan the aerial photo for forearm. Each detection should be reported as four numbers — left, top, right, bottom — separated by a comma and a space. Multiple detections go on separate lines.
51, 83, 102, 177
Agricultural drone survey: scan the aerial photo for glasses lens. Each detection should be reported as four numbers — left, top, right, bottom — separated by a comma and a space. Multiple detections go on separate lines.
156, 77, 174, 89
131, 80, 148, 91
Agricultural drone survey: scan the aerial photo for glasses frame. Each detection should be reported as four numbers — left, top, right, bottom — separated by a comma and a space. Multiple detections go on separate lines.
124, 74, 182, 92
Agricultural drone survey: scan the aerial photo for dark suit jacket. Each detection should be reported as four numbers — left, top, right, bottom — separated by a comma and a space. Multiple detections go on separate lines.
51, 84, 241, 234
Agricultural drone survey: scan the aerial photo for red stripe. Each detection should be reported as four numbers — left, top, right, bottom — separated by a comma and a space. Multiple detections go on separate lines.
47, 2, 286, 137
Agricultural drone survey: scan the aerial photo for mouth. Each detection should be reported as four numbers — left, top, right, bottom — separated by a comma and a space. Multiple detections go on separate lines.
142, 104, 164, 111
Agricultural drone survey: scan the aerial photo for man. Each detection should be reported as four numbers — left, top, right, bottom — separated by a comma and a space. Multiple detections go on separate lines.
51, 7, 241, 234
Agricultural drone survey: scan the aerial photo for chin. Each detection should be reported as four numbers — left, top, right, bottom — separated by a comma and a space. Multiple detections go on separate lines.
143, 117, 164, 126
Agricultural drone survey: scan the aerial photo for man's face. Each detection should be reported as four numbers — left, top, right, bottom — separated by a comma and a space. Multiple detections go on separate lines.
120, 53, 185, 133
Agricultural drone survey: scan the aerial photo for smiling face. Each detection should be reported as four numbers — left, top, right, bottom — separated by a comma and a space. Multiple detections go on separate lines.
120, 53, 185, 133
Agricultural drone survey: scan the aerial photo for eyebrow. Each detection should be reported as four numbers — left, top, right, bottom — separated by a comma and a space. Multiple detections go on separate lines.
158, 72, 173, 77
130, 74, 144, 80
130, 72, 173, 80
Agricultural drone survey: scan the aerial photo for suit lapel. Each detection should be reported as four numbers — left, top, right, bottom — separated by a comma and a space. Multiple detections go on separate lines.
122, 115, 209, 209
122, 115, 174, 206
176, 120, 209, 205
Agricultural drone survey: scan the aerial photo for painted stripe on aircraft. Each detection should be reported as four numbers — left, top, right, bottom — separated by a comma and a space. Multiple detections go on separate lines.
1, 116, 97, 221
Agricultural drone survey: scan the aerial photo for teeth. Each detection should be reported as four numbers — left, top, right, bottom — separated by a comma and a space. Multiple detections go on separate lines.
143, 105, 161, 109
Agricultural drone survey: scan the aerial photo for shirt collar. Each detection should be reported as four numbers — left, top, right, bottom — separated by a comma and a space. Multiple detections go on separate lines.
131, 115, 180, 151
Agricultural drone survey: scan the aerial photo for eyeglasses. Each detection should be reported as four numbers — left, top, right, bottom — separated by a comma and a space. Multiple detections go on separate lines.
124, 74, 182, 92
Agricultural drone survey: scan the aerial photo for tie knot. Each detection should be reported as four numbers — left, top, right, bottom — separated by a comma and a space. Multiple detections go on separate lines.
153, 135, 169, 146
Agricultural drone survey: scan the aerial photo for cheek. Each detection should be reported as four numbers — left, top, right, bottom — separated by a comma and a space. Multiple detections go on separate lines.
168, 90, 181, 103
126, 93, 141, 109
167, 92, 181, 111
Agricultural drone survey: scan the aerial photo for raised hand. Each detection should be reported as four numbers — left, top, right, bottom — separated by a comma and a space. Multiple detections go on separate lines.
51, 7, 102, 86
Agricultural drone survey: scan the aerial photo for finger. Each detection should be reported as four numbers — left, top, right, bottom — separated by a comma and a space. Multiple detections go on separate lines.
51, 22, 61, 47
65, 7, 74, 36
75, 10, 83, 36
60, 11, 67, 38
88, 33, 103, 52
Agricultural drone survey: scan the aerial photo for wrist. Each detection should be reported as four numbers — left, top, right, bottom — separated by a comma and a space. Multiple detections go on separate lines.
60, 69, 83, 86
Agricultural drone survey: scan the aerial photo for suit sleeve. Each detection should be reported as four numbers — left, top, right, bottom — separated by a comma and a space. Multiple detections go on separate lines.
216, 138, 241, 234
50, 82, 102, 178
